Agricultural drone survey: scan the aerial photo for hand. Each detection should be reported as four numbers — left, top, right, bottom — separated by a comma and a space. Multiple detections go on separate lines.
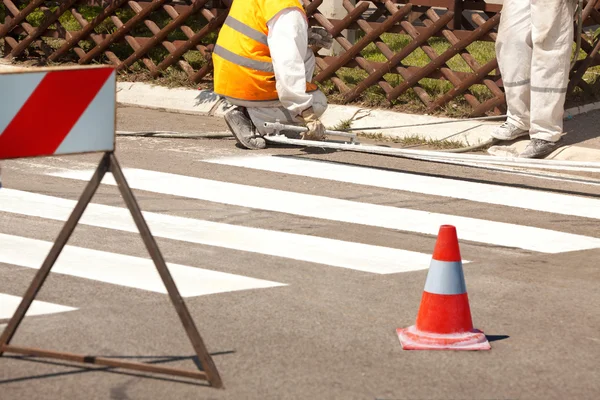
299, 107, 326, 140
308, 26, 333, 50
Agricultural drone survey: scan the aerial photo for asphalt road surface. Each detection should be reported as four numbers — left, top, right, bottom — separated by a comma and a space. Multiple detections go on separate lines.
1, 107, 599, 400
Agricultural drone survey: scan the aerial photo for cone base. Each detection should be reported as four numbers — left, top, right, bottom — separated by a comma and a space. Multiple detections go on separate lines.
397, 325, 491, 351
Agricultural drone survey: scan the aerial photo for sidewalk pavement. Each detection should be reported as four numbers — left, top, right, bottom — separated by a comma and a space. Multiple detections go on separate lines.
115, 81, 502, 146
115, 82, 600, 162
1, 62, 598, 161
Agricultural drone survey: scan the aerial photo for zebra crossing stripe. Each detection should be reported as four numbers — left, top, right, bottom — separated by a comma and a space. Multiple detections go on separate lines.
0, 293, 76, 320
49, 168, 600, 254
0, 233, 284, 296
0, 190, 435, 274
205, 155, 600, 220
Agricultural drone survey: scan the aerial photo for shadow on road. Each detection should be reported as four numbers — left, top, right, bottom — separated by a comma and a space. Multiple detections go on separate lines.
563, 111, 600, 149
486, 334, 510, 343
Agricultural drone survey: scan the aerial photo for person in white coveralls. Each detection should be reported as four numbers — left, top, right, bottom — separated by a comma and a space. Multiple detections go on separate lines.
491, 0, 578, 158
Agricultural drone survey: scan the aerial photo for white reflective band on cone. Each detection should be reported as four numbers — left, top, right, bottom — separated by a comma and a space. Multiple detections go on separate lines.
423, 260, 467, 295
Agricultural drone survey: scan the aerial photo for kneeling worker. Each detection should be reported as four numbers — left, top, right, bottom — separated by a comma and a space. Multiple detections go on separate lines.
212, 0, 332, 149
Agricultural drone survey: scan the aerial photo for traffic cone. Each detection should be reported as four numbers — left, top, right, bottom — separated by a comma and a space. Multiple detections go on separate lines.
397, 225, 490, 350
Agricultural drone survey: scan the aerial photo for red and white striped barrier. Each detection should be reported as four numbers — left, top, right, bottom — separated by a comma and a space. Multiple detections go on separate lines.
0, 65, 223, 386
0, 66, 115, 160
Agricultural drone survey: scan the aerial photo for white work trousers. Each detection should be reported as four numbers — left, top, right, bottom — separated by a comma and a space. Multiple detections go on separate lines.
496, 0, 576, 142
225, 51, 328, 135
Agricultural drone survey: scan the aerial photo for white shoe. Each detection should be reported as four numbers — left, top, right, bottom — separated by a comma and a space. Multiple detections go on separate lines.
490, 122, 529, 141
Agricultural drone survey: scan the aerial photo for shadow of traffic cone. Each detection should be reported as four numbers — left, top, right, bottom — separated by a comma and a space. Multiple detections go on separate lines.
397, 225, 490, 351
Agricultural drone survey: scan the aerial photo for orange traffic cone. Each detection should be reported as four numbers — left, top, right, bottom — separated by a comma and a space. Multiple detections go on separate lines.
397, 225, 490, 350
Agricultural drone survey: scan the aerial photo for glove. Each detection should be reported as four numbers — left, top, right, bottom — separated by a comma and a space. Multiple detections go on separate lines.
308, 26, 333, 50
299, 107, 326, 140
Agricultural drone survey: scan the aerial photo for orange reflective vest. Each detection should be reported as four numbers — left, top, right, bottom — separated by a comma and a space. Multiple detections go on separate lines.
212, 0, 318, 102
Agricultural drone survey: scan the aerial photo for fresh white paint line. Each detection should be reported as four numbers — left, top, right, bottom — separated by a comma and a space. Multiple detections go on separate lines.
49, 169, 600, 254
0, 233, 284, 296
0, 189, 434, 274
206, 156, 600, 220
0, 293, 76, 320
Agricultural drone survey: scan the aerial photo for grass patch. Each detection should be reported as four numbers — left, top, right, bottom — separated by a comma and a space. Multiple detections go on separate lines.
329, 118, 354, 131
358, 131, 468, 150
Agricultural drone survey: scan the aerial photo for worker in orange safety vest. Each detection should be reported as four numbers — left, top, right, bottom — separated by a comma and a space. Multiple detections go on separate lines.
213, 0, 332, 149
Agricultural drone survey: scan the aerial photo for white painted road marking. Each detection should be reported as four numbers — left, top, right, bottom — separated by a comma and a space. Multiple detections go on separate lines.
0, 233, 284, 296
49, 169, 600, 253
206, 155, 600, 220
0, 190, 434, 274
0, 293, 76, 320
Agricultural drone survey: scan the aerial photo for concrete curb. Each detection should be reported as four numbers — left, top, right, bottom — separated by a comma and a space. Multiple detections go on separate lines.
115, 82, 600, 150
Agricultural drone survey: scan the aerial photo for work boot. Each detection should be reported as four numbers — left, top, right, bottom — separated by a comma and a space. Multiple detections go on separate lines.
490, 122, 529, 141
224, 107, 266, 150
519, 138, 558, 159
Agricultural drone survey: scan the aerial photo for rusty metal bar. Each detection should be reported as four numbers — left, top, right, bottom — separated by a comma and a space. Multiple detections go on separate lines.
451, 0, 463, 30
145, 5, 197, 76
343, 11, 455, 103
0, 0, 46, 38
310, 6, 395, 96
190, 62, 214, 82
2, 345, 209, 380
8, 0, 79, 58
315, 3, 410, 82
162, 4, 209, 56
328, 1, 370, 38
569, 36, 600, 94
79, 0, 169, 64
568, 0, 600, 93
426, 8, 504, 109
582, 0, 600, 22
324, 17, 496, 41
415, 11, 480, 109
0, 154, 110, 354
49, 0, 130, 62
154, 10, 227, 76
349, 0, 433, 105
386, 12, 501, 101
108, 153, 223, 388
108, 10, 158, 72
1, 9, 54, 58
429, 58, 499, 112
305, 0, 324, 16
469, 92, 505, 117
68, 8, 123, 65
119, 0, 209, 70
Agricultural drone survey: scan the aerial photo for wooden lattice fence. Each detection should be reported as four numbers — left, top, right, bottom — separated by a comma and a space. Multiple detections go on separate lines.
1, 0, 600, 116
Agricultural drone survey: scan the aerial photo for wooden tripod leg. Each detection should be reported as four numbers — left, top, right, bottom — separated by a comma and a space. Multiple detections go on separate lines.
0, 153, 111, 355
107, 153, 223, 388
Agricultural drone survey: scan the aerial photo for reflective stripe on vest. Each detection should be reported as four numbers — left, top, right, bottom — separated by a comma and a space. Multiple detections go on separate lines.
213, 45, 274, 73
213, 0, 317, 102
223, 15, 268, 46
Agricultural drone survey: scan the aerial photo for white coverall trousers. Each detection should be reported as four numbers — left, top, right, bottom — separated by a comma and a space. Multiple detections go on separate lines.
496, 0, 576, 142
224, 51, 328, 135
